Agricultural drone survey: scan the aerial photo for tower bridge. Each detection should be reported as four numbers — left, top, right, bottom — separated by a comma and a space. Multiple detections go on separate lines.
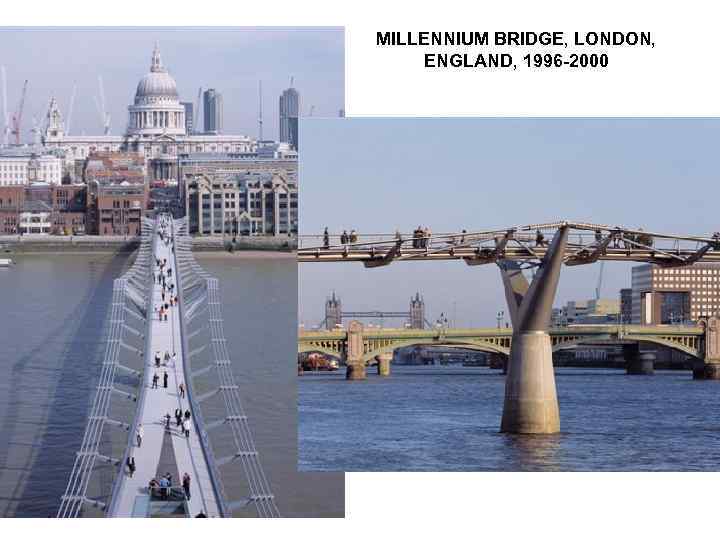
57, 215, 278, 518
298, 221, 720, 435
321, 291, 428, 329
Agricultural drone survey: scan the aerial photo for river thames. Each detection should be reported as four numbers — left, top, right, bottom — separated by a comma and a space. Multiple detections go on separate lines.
0, 252, 343, 517
299, 365, 720, 471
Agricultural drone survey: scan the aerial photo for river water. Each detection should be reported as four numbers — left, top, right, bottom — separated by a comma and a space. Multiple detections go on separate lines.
0, 252, 343, 517
299, 365, 720, 471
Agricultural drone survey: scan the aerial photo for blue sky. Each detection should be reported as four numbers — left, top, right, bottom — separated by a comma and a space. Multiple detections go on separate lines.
0, 27, 344, 141
299, 118, 720, 328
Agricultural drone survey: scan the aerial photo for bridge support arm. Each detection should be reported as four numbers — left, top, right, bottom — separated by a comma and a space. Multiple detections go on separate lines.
498, 226, 568, 434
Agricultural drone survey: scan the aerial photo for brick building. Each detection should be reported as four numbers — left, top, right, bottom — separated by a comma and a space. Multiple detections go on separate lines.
88, 182, 147, 236
83, 151, 148, 236
0, 183, 87, 235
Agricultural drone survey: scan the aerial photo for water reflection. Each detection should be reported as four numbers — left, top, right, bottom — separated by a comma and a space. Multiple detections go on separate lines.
501, 433, 562, 471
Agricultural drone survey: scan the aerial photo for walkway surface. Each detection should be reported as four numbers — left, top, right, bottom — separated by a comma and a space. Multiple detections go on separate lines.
108, 218, 220, 517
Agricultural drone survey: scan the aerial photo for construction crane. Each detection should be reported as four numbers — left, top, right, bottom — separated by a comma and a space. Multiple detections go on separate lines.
258, 80, 263, 141
30, 113, 41, 145
10, 79, 28, 145
66, 82, 77, 135
1, 66, 9, 146
94, 75, 111, 135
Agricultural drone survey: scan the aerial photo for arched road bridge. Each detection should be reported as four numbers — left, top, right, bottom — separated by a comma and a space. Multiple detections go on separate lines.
57, 216, 279, 518
299, 322, 707, 374
298, 222, 720, 435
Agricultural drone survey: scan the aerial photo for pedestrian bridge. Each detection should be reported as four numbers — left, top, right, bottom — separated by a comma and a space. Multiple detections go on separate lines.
57, 216, 279, 518
299, 323, 706, 364
299, 221, 720, 434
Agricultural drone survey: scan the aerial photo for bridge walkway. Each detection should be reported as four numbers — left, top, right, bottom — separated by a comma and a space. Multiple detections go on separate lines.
108, 217, 219, 517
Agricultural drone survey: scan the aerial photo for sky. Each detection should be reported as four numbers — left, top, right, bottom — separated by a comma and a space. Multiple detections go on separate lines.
0, 27, 344, 141
299, 118, 720, 328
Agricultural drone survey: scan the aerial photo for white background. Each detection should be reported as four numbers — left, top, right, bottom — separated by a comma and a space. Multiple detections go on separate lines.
5, 0, 720, 537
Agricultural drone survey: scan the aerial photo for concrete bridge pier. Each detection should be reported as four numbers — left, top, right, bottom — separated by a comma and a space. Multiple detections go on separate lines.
693, 362, 720, 379
346, 362, 367, 380
694, 316, 720, 379
624, 344, 655, 375
498, 226, 568, 434
376, 353, 392, 376
345, 320, 367, 380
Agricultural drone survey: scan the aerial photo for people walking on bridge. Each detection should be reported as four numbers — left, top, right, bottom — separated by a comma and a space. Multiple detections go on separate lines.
178, 382, 185, 399
165, 413, 171, 431
164, 351, 170, 364
155, 352, 161, 368
182, 472, 191, 500
126, 456, 136, 478
184, 409, 191, 420
152, 372, 159, 389
340, 230, 348, 244
349, 229, 358, 243
535, 229, 548, 247
175, 408, 183, 427
163, 370, 169, 388
162, 290, 166, 302
183, 418, 191, 438
159, 475, 170, 500
171, 352, 177, 365
323, 227, 330, 248
136, 424, 143, 447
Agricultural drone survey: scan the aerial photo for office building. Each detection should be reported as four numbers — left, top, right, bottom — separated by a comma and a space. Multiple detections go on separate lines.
0, 148, 64, 186
279, 87, 300, 150
181, 102, 194, 134
552, 298, 620, 326
185, 169, 297, 237
203, 89, 223, 134
631, 263, 720, 324
620, 288, 633, 323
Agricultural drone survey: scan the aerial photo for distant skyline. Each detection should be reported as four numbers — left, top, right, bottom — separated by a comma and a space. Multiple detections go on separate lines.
299, 118, 720, 328
0, 27, 344, 142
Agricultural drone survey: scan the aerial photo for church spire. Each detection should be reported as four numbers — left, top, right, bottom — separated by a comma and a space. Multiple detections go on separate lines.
151, 41, 165, 73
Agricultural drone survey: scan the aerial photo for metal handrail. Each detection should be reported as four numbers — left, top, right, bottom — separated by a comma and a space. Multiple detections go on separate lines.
57, 219, 155, 518
173, 219, 231, 517
173, 217, 280, 518
105, 219, 158, 516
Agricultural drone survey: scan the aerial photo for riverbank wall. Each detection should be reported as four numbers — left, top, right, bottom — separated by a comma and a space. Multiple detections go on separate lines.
0, 235, 297, 254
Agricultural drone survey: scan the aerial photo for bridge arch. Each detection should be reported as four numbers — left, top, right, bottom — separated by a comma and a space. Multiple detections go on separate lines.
298, 343, 346, 360
359, 338, 510, 364
550, 335, 702, 359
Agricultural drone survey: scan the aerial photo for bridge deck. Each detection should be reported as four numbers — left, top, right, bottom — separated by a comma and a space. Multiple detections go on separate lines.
109, 220, 219, 518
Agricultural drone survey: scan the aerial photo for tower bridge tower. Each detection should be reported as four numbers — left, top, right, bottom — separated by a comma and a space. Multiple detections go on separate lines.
409, 292, 425, 329
325, 291, 342, 330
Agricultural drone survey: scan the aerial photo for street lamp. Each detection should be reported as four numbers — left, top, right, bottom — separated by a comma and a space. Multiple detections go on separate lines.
497, 310, 504, 329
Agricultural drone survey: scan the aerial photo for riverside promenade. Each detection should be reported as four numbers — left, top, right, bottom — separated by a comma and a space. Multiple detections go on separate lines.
107, 217, 219, 517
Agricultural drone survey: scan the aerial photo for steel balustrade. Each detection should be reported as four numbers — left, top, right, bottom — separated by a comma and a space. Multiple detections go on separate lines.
173, 218, 280, 518
57, 218, 155, 518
